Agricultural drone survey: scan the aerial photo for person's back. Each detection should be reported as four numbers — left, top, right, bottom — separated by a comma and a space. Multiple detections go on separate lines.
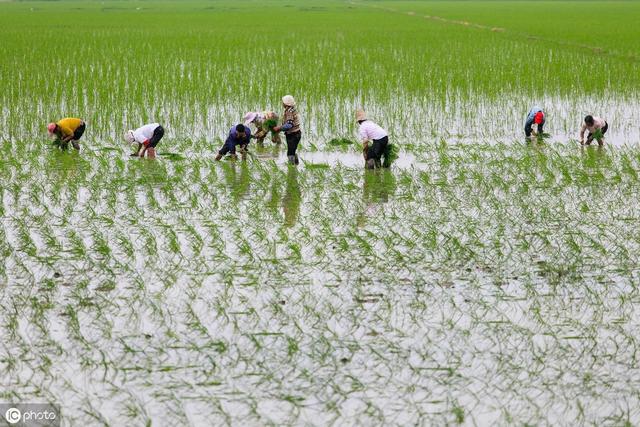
358, 120, 388, 142
133, 123, 160, 142
58, 118, 84, 135
226, 125, 251, 146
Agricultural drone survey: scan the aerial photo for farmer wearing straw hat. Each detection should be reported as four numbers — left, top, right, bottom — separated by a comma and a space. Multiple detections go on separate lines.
524, 106, 545, 138
215, 124, 252, 161
47, 117, 85, 150
580, 115, 609, 146
124, 123, 165, 159
272, 95, 302, 165
243, 111, 281, 144
357, 109, 390, 169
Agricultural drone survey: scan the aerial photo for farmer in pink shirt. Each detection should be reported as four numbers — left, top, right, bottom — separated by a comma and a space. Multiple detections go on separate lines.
357, 109, 389, 169
580, 115, 608, 146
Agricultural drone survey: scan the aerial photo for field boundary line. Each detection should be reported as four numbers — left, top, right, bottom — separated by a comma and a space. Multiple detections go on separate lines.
347, 1, 639, 63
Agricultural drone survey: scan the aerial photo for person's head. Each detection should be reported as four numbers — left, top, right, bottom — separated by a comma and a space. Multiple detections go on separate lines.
124, 130, 135, 144
282, 95, 295, 107
47, 123, 58, 135
534, 111, 544, 125
356, 109, 367, 123
585, 115, 594, 126
235, 124, 246, 137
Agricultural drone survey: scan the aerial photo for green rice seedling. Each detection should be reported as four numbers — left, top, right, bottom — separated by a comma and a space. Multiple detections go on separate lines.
0, 1, 640, 425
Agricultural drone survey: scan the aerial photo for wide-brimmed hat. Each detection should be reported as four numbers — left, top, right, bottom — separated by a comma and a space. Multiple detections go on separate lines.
282, 95, 295, 106
243, 112, 258, 125
356, 109, 367, 121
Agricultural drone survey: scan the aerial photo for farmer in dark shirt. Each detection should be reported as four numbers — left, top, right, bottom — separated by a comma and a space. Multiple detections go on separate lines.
216, 124, 252, 161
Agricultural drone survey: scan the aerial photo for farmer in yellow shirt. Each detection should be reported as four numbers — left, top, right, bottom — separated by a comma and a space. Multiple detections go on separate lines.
47, 117, 86, 150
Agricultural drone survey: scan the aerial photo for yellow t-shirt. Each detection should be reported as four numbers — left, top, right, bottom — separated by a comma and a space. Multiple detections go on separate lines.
57, 118, 83, 138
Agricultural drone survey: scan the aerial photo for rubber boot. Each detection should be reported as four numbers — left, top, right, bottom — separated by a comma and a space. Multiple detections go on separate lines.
294, 154, 299, 165
71, 141, 80, 151
288, 155, 296, 165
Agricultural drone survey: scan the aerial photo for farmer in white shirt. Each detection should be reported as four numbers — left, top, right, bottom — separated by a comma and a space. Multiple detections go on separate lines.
580, 115, 608, 146
124, 123, 165, 158
357, 109, 389, 169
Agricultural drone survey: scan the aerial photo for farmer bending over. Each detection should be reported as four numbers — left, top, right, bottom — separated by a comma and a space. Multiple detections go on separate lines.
580, 115, 609, 146
125, 123, 165, 158
216, 124, 252, 161
47, 118, 86, 150
272, 95, 302, 165
357, 109, 389, 169
524, 106, 545, 138
243, 111, 281, 144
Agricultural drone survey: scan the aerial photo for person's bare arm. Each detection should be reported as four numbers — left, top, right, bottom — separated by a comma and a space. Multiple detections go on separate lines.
579, 124, 587, 144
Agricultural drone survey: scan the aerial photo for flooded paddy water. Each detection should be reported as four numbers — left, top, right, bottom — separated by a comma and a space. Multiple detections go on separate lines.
1, 0, 640, 425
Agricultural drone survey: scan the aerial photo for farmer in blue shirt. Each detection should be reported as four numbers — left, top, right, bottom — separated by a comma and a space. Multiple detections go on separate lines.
215, 124, 252, 161
524, 106, 545, 138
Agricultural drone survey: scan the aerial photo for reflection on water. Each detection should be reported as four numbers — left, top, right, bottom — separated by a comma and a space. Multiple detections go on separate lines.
358, 169, 397, 226
282, 167, 301, 227
220, 161, 250, 201
301, 151, 418, 170
363, 169, 397, 203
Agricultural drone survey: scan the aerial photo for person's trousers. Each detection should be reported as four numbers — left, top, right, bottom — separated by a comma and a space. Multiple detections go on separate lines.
149, 125, 164, 147
286, 131, 301, 156
525, 120, 544, 137
367, 136, 389, 165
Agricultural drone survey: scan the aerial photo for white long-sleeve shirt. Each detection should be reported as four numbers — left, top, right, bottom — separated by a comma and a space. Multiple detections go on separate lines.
580, 117, 606, 139
358, 120, 388, 142
133, 123, 161, 143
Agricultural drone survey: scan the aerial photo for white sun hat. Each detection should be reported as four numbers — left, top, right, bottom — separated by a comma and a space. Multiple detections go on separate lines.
282, 95, 295, 107
124, 130, 135, 144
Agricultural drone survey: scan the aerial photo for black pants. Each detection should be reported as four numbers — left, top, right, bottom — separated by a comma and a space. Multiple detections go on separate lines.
587, 121, 608, 143
367, 136, 388, 164
525, 120, 544, 137
149, 125, 164, 147
285, 131, 301, 156
73, 122, 86, 140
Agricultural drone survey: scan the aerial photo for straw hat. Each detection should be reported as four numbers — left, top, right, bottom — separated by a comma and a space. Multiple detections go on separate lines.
356, 109, 367, 121
282, 95, 295, 106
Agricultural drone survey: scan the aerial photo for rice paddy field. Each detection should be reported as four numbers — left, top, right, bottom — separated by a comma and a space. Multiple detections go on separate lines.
1, 0, 640, 425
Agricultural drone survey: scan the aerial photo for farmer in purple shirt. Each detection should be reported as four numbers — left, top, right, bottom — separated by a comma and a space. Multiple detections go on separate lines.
215, 124, 252, 161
